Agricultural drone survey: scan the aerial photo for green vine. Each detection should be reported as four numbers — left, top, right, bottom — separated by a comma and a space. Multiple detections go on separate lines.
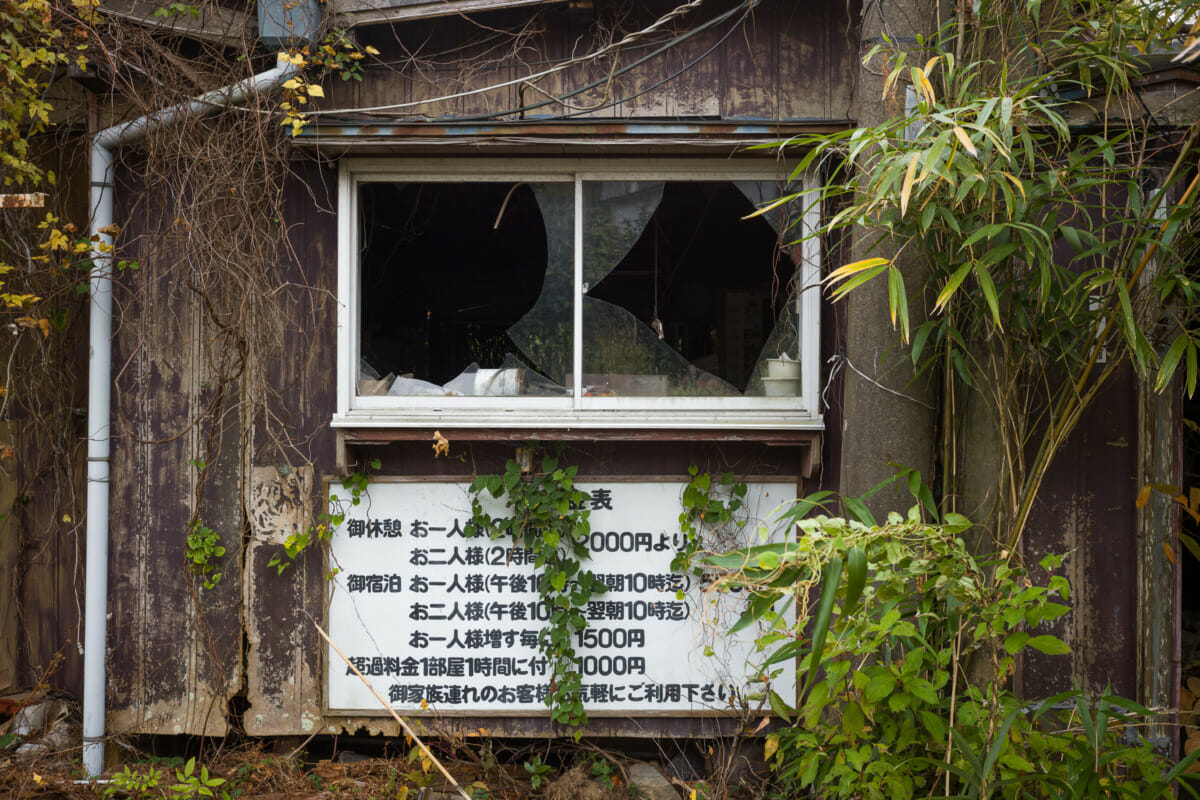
269, 457, 380, 575
185, 520, 225, 590
465, 448, 606, 732
673, 466, 748, 578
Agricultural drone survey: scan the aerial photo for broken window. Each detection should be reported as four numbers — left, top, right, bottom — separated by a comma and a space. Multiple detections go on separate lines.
358, 181, 573, 398
341, 160, 820, 426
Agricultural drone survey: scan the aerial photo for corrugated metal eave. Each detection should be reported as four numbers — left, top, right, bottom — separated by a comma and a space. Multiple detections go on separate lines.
290, 119, 853, 152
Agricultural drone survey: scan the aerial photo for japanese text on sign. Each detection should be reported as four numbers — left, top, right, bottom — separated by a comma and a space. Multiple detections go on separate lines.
326, 480, 795, 715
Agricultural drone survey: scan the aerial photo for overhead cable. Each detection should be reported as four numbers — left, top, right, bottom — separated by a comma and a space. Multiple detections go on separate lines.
308, 0, 707, 116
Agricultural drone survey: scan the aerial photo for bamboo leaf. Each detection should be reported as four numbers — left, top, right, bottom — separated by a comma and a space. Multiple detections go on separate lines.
842, 545, 868, 614
911, 319, 937, 364
1181, 533, 1200, 564
842, 496, 876, 526
952, 124, 978, 156
1155, 335, 1189, 392
911, 66, 930, 105
900, 152, 919, 217
828, 263, 891, 301
1189, 340, 1198, 397
743, 194, 795, 220
973, 263, 1003, 329
888, 266, 911, 342
825, 257, 891, 284
998, 171, 1026, 199
801, 556, 843, 699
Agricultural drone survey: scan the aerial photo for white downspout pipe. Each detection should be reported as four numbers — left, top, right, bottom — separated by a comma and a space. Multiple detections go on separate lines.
84, 53, 298, 777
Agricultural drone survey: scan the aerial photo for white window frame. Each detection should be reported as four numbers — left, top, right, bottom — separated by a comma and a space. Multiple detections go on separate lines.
334, 158, 822, 430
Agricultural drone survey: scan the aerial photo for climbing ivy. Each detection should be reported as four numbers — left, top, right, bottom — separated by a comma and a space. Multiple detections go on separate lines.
269, 458, 380, 575
185, 519, 225, 590
673, 465, 748, 578
465, 448, 606, 732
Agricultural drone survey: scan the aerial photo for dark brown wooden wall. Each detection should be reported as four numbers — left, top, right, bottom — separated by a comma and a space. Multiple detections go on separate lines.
100, 159, 339, 736
326, 0, 858, 123
1021, 366, 1141, 700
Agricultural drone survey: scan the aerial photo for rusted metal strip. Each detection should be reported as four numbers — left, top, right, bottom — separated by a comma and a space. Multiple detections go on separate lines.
0, 193, 46, 208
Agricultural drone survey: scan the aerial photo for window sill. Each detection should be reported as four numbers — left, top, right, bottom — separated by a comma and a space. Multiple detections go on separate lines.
332, 409, 823, 431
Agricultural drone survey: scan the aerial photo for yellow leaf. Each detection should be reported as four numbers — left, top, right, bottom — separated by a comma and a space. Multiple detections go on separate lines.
306, 84, 325, 98
952, 125, 977, 157
1165, 542, 1178, 564
33, 774, 43, 786
62, 514, 71, 523
911, 66, 936, 105
764, 733, 779, 761
281, 77, 302, 90
1136, 485, 1152, 509
286, 53, 306, 66
824, 257, 891, 284
364, 45, 380, 55
900, 152, 919, 217
920, 71, 936, 105
742, 194, 792, 220
998, 171, 1026, 199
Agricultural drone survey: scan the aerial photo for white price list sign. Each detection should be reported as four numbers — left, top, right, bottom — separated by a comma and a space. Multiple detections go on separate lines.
325, 479, 797, 715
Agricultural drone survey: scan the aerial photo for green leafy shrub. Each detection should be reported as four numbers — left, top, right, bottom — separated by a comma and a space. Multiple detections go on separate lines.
705, 504, 1199, 799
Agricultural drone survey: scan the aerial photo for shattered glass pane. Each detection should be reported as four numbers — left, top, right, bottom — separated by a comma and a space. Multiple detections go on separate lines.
357, 182, 570, 397
582, 181, 800, 397
506, 182, 575, 389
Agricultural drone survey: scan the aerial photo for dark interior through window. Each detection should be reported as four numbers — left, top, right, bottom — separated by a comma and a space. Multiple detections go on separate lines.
357, 179, 794, 396
585, 182, 790, 393
358, 182, 547, 386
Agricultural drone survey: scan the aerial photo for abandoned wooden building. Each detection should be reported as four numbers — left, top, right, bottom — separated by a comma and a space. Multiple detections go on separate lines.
1, 0, 1198, 779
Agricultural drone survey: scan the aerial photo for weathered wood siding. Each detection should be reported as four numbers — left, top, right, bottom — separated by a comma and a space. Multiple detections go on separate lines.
1021, 366, 1140, 700
7, 133, 93, 698
325, 0, 857, 124
242, 161, 340, 736
97, 160, 341, 736
106, 175, 242, 736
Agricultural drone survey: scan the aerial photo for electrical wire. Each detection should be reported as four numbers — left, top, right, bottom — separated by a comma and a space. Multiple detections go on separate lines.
557, 1, 752, 121
313, 0, 755, 126
307, 0, 708, 116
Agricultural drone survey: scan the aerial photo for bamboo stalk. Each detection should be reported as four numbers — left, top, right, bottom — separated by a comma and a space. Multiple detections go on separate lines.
314, 620, 474, 800
1005, 153, 1200, 553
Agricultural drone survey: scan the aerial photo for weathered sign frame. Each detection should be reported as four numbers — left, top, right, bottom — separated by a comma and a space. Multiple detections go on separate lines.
320, 474, 801, 733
